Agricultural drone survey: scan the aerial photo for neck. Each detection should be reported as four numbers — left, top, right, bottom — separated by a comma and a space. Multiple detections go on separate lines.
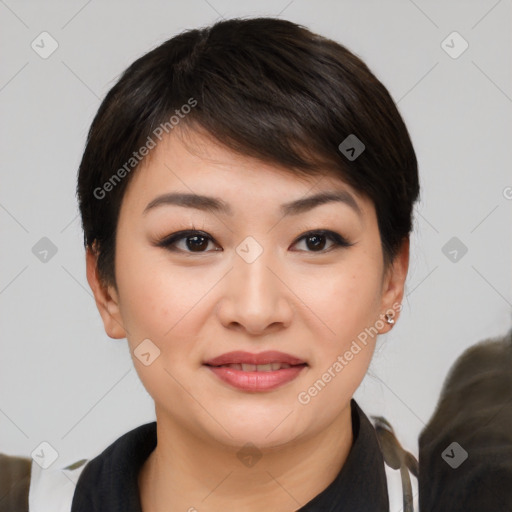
138, 403, 354, 512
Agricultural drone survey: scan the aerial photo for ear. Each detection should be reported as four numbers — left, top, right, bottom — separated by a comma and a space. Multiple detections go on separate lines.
378, 238, 410, 333
85, 246, 127, 339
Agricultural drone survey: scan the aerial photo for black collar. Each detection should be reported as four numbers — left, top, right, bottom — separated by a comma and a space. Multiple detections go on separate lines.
71, 399, 389, 511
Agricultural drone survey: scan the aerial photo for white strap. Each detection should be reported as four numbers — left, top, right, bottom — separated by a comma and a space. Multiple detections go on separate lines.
384, 463, 419, 512
28, 458, 89, 512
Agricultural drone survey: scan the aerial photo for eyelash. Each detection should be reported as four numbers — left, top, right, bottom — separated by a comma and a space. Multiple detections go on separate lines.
155, 229, 354, 254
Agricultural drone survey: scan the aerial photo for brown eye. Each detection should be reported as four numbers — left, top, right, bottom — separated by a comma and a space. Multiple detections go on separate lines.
156, 229, 353, 255
156, 230, 220, 253
302, 233, 329, 251
292, 230, 353, 253
183, 234, 210, 252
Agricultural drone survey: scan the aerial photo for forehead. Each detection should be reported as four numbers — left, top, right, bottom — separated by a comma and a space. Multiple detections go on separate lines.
121, 127, 370, 218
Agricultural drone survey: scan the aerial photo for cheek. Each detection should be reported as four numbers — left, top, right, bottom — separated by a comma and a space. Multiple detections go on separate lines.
115, 238, 178, 341
114, 243, 199, 401
295, 258, 382, 421
115, 240, 214, 352
308, 259, 382, 339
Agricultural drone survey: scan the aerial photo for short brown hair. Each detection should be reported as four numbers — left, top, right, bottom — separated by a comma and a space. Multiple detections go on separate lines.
77, 17, 420, 289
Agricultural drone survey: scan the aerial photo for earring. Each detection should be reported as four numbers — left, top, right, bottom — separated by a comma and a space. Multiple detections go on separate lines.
385, 313, 395, 325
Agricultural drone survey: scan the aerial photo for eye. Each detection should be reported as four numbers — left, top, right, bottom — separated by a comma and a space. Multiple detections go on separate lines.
155, 230, 220, 253
291, 230, 354, 253
156, 229, 353, 254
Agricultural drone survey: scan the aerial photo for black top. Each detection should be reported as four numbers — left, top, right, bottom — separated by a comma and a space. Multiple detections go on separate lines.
71, 398, 389, 511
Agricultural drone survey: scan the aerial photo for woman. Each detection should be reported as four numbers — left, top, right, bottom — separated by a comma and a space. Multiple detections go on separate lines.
29, 17, 420, 511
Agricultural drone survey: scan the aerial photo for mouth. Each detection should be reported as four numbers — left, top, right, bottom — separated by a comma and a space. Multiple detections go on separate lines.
203, 350, 307, 367
207, 362, 306, 371
203, 351, 308, 392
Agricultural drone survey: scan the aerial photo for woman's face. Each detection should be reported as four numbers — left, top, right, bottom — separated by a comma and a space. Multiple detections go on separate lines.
87, 127, 408, 449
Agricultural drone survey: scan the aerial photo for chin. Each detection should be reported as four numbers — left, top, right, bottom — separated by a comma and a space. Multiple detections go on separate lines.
211, 423, 301, 451
198, 405, 309, 450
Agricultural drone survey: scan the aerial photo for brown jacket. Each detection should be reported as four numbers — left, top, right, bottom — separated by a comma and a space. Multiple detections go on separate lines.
0, 453, 31, 512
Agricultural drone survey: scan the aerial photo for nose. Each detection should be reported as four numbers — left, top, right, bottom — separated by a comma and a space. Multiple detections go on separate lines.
215, 246, 294, 336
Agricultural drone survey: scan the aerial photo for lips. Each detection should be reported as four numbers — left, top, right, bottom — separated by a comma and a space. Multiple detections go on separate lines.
203, 350, 307, 368
218, 362, 294, 372
203, 351, 307, 391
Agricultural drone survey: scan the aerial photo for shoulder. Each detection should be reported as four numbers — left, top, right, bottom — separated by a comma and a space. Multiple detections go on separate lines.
28, 456, 89, 512
0, 452, 89, 512
366, 411, 419, 512
28, 421, 156, 512
0, 453, 32, 512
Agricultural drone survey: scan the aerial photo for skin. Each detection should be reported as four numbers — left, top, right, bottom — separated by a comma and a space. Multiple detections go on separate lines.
86, 126, 409, 511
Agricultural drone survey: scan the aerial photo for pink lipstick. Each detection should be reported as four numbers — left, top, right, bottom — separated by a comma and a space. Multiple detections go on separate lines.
203, 350, 307, 392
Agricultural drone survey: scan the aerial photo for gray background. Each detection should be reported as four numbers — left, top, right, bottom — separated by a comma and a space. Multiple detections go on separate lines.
1, 0, 511, 492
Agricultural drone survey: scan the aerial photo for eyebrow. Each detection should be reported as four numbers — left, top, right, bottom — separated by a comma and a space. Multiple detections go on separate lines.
143, 190, 362, 217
